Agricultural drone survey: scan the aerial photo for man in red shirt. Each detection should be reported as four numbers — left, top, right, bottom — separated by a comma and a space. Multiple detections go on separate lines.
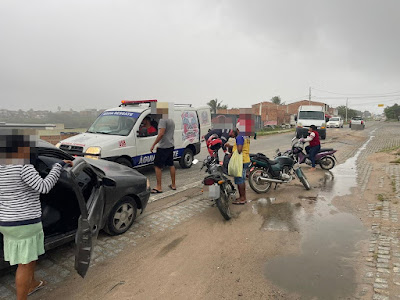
139, 116, 157, 137
300, 125, 321, 171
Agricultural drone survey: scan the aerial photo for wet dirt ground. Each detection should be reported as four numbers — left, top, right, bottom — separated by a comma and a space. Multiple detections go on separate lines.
24, 122, 400, 299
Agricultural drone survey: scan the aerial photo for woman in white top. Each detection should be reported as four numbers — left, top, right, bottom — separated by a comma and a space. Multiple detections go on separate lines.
0, 130, 72, 300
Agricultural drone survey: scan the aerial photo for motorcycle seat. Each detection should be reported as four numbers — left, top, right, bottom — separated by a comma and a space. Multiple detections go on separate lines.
251, 153, 279, 165
319, 148, 333, 152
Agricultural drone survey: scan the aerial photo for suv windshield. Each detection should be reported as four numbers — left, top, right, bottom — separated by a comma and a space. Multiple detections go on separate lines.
87, 111, 140, 136
298, 111, 325, 120
330, 118, 339, 121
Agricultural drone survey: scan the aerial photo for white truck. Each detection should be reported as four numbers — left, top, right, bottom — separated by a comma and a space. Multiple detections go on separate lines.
295, 105, 328, 140
56, 100, 212, 168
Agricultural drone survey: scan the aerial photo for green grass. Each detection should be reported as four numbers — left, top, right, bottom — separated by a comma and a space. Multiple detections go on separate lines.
390, 158, 400, 164
392, 180, 397, 193
256, 127, 295, 137
379, 146, 400, 153
377, 194, 385, 201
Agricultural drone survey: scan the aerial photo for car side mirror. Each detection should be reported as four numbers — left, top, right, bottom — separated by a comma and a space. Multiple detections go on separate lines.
102, 177, 116, 187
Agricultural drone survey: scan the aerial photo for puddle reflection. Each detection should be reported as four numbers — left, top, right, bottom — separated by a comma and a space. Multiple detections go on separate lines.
265, 212, 366, 299
252, 198, 304, 232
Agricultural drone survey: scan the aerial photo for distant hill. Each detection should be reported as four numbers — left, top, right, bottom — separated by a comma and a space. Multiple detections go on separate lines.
0, 109, 104, 129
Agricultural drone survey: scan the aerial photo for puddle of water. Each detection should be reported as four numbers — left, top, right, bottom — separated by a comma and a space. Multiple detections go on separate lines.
252, 198, 304, 232
321, 134, 375, 197
264, 213, 366, 300
264, 132, 375, 299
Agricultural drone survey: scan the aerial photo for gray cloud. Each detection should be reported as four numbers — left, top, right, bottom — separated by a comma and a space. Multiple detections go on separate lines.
0, 0, 399, 114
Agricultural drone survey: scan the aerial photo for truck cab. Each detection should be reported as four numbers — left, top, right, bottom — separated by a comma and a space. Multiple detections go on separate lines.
57, 100, 212, 169
295, 105, 327, 140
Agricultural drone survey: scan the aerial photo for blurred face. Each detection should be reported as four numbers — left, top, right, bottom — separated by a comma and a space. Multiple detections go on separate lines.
143, 119, 150, 127
0, 129, 37, 165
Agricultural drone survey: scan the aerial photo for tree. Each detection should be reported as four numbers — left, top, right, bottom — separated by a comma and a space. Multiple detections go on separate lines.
336, 105, 361, 120
271, 96, 281, 105
207, 99, 227, 114
384, 103, 400, 120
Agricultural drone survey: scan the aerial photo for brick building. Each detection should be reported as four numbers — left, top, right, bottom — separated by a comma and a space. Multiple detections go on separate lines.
217, 100, 337, 128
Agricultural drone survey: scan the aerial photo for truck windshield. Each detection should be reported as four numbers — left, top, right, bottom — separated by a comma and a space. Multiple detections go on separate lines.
87, 111, 139, 136
298, 111, 325, 120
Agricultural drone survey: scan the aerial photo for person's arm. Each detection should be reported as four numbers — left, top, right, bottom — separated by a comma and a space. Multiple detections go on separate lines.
236, 136, 244, 154
20, 161, 71, 194
302, 132, 315, 142
150, 128, 166, 152
237, 144, 243, 154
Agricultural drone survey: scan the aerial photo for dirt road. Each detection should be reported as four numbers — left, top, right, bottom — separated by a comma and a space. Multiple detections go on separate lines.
8, 122, 400, 299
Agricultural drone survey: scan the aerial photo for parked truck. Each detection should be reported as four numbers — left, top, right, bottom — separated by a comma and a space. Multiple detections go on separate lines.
295, 105, 328, 140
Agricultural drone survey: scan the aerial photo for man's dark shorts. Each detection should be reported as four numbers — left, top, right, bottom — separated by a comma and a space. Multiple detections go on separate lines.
154, 147, 174, 168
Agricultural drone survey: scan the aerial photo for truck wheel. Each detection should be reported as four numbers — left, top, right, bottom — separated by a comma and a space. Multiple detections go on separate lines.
179, 148, 193, 169
116, 157, 133, 168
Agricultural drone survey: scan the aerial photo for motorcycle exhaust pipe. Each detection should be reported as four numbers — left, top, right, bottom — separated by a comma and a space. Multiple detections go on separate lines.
259, 177, 284, 183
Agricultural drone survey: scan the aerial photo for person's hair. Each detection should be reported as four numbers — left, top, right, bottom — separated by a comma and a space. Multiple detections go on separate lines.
310, 125, 317, 131
144, 116, 151, 122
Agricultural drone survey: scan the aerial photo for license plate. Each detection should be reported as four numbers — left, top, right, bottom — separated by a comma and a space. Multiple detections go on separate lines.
208, 184, 220, 199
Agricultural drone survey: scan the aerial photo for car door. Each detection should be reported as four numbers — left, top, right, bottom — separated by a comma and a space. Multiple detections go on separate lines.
66, 158, 105, 278
197, 107, 212, 139
134, 111, 159, 167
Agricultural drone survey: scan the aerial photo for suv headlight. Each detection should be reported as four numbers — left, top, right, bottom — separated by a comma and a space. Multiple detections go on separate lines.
85, 146, 101, 159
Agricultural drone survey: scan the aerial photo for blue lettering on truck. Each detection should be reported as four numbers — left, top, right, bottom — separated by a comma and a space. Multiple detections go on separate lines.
132, 148, 185, 167
101, 111, 140, 118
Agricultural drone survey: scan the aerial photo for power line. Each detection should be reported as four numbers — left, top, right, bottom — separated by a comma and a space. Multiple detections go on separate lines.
311, 87, 400, 96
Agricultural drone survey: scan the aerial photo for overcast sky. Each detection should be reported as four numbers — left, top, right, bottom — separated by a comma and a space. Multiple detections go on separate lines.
1, 0, 399, 114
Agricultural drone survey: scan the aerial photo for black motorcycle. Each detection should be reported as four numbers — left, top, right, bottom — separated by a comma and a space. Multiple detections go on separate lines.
248, 152, 311, 194
197, 151, 236, 220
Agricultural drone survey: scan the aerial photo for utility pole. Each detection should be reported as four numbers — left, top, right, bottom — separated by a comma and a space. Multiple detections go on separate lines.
309, 87, 311, 105
345, 98, 348, 123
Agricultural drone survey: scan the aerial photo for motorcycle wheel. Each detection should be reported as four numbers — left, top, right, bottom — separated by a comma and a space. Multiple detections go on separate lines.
319, 157, 335, 170
297, 168, 311, 190
216, 184, 232, 220
249, 168, 272, 194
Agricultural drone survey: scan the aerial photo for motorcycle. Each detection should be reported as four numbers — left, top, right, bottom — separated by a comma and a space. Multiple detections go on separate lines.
276, 137, 337, 170
248, 152, 311, 194
195, 150, 236, 221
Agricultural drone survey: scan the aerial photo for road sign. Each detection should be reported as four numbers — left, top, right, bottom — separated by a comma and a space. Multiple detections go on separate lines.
378, 104, 384, 107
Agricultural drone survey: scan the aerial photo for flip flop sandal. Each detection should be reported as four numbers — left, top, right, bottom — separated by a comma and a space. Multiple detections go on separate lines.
151, 188, 163, 194
168, 184, 177, 191
28, 280, 46, 296
232, 201, 247, 205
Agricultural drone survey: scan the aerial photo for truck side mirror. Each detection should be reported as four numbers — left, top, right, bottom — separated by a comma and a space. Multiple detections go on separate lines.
294, 115, 297, 121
